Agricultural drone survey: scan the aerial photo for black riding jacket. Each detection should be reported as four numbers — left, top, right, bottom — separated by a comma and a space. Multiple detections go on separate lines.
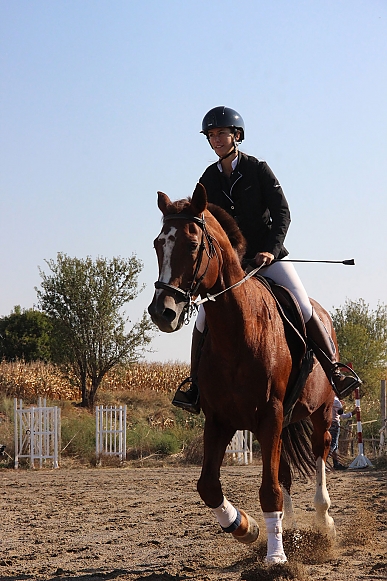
199, 152, 291, 261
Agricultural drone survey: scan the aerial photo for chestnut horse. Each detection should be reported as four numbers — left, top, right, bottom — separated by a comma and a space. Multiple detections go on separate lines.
148, 183, 336, 564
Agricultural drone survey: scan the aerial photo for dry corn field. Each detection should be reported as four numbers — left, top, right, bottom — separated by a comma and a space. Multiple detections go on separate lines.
0, 360, 190, 401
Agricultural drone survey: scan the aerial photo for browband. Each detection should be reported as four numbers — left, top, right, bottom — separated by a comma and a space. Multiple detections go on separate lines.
163, 213, 205, 228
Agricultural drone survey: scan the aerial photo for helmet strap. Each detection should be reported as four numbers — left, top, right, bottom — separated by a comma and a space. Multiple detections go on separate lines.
219, 143, 237, 162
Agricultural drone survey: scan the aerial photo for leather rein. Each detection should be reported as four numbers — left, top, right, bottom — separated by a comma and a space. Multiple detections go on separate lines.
154, 212, 264, 323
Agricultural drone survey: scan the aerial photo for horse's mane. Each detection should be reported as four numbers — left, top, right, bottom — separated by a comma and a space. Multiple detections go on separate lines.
207, 203, 247, 262
164, 197, 247, 262
163, 198, 191, 214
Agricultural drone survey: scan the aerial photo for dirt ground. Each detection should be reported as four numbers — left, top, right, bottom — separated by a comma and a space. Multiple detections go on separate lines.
0, 462, 386, 581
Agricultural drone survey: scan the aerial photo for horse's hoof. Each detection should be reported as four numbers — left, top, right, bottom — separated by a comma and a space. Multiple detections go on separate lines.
265, 554, 288, 565
324, 518, 336, 540
232, 509, 259, 544
315, 516, 336, 539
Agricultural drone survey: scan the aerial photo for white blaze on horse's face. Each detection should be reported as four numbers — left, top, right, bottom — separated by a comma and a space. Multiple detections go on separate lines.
156, 226, 177, 291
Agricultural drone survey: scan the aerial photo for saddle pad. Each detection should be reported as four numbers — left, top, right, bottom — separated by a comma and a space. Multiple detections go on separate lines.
254, 275, 306, 346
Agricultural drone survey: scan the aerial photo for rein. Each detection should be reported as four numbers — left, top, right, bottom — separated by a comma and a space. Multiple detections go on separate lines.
154, 211, 265, 323
194, 262, 266, 306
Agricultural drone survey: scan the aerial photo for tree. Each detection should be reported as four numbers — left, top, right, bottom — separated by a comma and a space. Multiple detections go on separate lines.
330, 299, 387, 398
0, 306, 54, 362
36, 253, 155, 408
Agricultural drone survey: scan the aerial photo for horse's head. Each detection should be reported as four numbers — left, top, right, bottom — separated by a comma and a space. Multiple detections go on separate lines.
148, 183, 221, 333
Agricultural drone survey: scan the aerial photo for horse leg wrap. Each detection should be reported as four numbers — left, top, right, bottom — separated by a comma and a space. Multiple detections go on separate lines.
211, 496, 241, 532
263, 511, 287, 564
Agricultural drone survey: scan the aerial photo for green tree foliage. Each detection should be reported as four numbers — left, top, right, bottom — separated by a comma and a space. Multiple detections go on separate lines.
36, 253, 155, 408
0, 306, 54, 362
331, 299, 387, 398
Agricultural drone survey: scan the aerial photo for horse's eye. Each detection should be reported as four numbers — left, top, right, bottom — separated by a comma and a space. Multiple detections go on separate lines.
190, 241, 199, 253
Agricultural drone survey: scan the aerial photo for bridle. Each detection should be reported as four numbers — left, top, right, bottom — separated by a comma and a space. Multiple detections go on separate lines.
154, 213, 217, 323
153, 211, 265, 324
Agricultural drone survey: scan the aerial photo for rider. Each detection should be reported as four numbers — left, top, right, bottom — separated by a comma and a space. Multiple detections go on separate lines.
172, 106, 361, 414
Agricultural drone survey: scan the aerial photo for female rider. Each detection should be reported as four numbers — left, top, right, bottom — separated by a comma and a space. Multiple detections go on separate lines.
172, 106, 361, 414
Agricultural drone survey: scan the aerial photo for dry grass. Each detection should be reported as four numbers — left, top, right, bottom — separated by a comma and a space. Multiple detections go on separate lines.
0, 360, 190, 402
0, 360, 80, 400
0, 360, 193, 466
101, 361, 190, 394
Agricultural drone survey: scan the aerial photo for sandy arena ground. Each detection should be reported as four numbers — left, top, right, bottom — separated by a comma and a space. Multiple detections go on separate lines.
0, 463, 386, 581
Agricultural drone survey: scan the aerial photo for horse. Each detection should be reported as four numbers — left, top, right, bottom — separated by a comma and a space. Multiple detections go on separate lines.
148, 183, 336, 564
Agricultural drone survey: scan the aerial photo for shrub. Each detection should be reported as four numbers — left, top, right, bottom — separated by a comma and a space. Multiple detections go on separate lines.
60, 405, 96, 463
152, 432, 180, 455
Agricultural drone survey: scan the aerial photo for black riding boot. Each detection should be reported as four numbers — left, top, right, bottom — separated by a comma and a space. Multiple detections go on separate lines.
305, 309, 361, 398
172, 325, 202, 414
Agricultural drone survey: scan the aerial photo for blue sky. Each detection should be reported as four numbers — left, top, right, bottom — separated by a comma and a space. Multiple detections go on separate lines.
1, 0, 386, 362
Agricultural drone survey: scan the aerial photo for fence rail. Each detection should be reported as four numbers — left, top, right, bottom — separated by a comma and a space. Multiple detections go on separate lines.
225, 430, 253, 465
95, 405, 127, 463
14, 398, 61, 469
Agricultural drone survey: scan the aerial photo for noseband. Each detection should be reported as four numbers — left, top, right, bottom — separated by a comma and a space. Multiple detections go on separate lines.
154, 213, 216, 323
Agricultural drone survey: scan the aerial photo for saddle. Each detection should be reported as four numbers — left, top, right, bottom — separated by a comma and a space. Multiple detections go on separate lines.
254, 275, 314, 426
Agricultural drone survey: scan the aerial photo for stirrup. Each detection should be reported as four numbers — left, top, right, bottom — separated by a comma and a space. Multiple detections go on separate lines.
330, 362, 362, 398
172, 377, 201, 415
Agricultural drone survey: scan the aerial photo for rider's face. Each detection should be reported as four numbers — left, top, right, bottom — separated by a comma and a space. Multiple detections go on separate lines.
207, 127, 235, 157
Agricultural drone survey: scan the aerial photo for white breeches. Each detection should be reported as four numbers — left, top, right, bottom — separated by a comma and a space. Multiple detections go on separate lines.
260, 260, 313, 322
195, 259, 312, 332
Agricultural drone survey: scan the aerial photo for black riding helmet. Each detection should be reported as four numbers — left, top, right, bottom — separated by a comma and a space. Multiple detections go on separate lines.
201, 106, 245, 141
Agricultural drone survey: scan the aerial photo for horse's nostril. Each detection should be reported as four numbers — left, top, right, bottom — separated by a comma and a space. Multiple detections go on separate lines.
163, 308, 177, 324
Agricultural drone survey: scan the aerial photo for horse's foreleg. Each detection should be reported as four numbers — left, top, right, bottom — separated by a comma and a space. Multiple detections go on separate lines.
211, 498, 259, 544
258, 417, 287, 564
258, 414, 287, 564
197, 420, 259, 545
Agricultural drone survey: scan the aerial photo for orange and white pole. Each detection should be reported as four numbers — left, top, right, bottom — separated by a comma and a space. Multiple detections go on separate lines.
349, 385, 373, 469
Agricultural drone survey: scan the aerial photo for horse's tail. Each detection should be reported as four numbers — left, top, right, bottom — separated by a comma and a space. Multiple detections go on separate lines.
281, 418, 315, 480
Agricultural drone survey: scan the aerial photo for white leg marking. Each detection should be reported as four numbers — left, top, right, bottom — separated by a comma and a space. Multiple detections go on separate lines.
314, 457, 336, 538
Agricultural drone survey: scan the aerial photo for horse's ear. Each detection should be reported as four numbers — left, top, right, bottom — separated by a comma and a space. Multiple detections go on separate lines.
157, 191, 172, 215
191, 183, 207, 215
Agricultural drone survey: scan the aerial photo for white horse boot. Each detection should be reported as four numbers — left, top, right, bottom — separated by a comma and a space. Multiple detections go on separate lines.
263, 511, 287, 564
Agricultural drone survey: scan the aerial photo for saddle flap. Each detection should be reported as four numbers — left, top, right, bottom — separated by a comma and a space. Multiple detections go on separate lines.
254, 275, 313, 426
255, 276, 306, 344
